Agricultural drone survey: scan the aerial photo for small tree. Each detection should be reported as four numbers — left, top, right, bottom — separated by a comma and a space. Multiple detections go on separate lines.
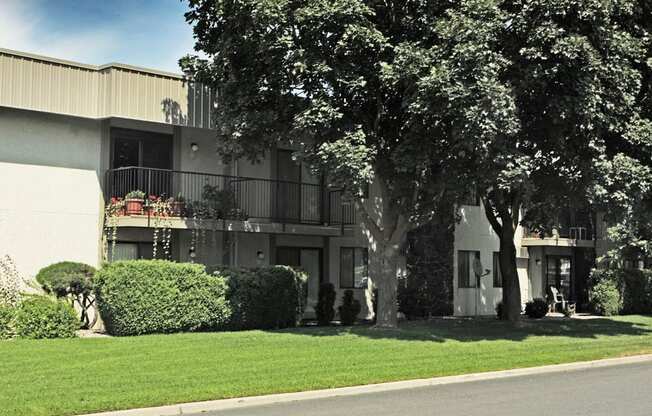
36, 262, 97, 329
0, 255, 21, 307
315, 282, 336, 326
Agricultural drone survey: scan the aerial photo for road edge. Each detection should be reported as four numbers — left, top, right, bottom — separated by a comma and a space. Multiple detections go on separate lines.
83, 353, 652, 416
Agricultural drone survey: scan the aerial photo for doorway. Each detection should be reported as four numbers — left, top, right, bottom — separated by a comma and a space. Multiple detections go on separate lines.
110, 128, 173, 197
276, 247, 322, 314
275, 149, 301, 222
546, 255, 573, 301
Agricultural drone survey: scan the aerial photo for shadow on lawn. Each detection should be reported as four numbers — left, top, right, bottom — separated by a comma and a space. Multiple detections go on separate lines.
273, 316, 652, 343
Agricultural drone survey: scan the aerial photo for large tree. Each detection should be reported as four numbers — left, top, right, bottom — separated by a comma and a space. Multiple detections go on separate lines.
405, 0, 648, 320
181, 0, 464, 328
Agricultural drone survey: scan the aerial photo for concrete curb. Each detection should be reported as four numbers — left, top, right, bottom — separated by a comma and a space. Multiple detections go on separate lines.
83, 354, 652, 416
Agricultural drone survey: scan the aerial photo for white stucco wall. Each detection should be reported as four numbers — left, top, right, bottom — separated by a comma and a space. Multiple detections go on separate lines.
453, 203, 530, 316
0, 108, 103, 277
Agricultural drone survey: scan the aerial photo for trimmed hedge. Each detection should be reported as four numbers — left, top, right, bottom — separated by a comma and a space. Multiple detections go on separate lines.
217, 266, 307, 330
524, 298, 548, 319
338, 290, 361, 325
94, 260, 230, 336
14, 296, 78, 339
36, 262, 95, 298
0, 305, 15, 340
589, 268, 652, 315
316, 283, 336, 326
590, 280, 622, 316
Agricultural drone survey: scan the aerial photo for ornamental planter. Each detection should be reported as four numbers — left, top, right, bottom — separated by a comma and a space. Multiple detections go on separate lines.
125, 199, 144, 215
171, 201, 186, 217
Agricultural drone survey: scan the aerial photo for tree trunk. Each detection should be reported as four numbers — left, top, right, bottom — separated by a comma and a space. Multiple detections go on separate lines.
374, 248, 399, 328
499, 224, 521, 321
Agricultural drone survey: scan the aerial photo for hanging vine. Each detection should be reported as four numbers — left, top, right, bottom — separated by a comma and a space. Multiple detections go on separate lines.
104, 197, 125, 262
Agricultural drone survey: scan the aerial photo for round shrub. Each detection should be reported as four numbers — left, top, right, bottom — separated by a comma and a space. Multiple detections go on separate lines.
338, 290, 361, 325
590, 280, 622, 316
14, 296, 78, 339
0, 305, 16, 340
495, 301, 504, 319
218, 266, 307, 330
316, 282, 336, 326
524, 298, 548, 319
36, 262, 96, 298
94, 260, 231, 336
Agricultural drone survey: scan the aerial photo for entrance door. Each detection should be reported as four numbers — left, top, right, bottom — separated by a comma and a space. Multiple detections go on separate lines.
275, 150, 301, 222
276, 247, 322, 315
546, 256, 573, 300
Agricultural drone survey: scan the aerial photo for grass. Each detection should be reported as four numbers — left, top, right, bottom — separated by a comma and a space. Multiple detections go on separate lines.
2, 316, 652, 416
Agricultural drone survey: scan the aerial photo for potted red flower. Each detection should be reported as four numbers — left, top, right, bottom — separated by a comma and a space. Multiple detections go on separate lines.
125, 190, 145, 215
170, 194, 186, 217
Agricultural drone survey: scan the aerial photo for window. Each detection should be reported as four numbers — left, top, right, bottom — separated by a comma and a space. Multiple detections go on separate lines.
493, 252, 502, 287
458, 250, 480, 288
108, 242, 165, 262
340, 247, 368, 288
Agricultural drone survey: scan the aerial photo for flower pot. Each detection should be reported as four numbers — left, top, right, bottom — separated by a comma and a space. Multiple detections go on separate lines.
171, 201, 186, 217
125, 199, 144, 215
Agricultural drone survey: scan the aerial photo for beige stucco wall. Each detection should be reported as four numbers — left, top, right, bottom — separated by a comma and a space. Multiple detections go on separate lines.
0, 108, 103, 278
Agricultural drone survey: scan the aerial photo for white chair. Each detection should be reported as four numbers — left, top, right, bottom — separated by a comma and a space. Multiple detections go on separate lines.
548, 286, 566, 312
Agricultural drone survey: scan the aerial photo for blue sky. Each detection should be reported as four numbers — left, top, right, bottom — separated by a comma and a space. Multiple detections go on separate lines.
0, 0, 196, 73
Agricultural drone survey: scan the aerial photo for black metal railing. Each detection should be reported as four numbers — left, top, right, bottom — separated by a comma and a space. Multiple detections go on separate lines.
524, 209, 595, 240
105, 166, 356, 225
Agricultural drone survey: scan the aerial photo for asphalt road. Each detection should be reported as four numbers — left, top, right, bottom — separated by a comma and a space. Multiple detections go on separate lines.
195, 361, 652, 416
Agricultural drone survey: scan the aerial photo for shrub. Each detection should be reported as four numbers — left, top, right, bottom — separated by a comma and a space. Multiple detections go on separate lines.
590, 280, 622, 316
94, 260, 231, 336
36, 262, 95, 298
218, 266, 307, 330
315, 282, 336, 326
338, 290, 361, 325
14, 296, 78, 339
0, 305, 16, 340
524, 298, 548, 319
495, 301, 504, 319
621, 269, 652, 315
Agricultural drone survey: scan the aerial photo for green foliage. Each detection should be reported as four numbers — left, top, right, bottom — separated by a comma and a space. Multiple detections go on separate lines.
14, 296, 78, 339
315, 282, 336, 326
36, 262, 95, 298
94, 260, 231, 336
590, 281, 622, 316
401, 220, 455, 318
0, 255, 21, 307
622, 270, 652, 314
524, 298, 548, 319
0, 304, 16, 340
218, 266, 308, 330
125, 190, 145, 200
495, 301, 504, 320
338, 290, 361, 325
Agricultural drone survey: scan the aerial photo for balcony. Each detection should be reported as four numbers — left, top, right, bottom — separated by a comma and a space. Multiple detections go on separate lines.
521, 211, 596, 247
104, 167, 356, 234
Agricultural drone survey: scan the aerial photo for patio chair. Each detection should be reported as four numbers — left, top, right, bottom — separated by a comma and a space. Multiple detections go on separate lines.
548, 286, 567, 313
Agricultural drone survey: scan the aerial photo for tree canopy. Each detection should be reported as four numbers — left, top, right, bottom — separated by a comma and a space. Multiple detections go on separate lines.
182, 0, 651, 323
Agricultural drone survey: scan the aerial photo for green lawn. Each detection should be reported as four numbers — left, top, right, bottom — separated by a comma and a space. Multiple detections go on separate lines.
2, 316, 652, 416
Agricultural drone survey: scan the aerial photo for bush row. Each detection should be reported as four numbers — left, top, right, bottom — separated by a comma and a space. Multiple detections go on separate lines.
589, 268, 652, 316
94, 261, 308, 336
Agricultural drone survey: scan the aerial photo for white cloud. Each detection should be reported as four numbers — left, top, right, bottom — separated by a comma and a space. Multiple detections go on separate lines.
0, 0, 121, 66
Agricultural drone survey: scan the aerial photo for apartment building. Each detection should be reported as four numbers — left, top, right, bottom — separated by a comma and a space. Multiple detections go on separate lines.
0, 48, 605, 317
